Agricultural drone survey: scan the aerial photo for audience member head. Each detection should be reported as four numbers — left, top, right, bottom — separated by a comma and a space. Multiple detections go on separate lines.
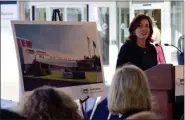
0, 108, 26, 120
126, 111, 165, 120
108, 64, 152, 114
17, 86, 82, 120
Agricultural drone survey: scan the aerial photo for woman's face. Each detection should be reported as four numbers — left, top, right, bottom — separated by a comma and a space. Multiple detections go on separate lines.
135, 19, 150, 40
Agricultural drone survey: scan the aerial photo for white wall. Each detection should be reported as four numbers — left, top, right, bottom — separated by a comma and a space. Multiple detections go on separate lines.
161, 2, 172, 64
1, 3, 20, 102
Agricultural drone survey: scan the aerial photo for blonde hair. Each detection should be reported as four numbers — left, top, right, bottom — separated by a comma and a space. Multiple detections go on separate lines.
108, 65, 152, 114
16, 86, 82, 120
126, 111, 165, 120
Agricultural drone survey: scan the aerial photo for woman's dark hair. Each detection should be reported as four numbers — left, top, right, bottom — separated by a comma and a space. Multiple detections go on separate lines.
20, 86, 82, 120
128, 14, 153, 43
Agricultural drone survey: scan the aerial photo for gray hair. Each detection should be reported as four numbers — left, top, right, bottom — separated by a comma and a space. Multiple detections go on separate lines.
17, 86, 82, 120
108, 65, 152, 114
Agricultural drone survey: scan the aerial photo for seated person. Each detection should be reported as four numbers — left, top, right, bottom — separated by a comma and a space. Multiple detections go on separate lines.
108, 64, 156, 119
16, 86, 82, 120
126, 111, 165, 120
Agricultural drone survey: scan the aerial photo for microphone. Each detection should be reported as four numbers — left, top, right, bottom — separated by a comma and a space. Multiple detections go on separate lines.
164, 43, 183, 54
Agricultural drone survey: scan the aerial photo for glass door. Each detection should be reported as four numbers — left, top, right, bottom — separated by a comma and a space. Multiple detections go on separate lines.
48, 5, 87, 21
89, 3, 117, 85
30, 4, 87, 21
35, 7, 47, 21
66, 7, 86, 21
89, 6, 110, 65
117, 2, 130, 49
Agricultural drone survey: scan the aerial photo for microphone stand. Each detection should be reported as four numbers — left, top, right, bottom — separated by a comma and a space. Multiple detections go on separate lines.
164, 43, 184, 65
164, 43, 183, 54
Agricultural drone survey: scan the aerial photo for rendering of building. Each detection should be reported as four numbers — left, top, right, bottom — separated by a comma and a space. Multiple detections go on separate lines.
21, 47, 101, 80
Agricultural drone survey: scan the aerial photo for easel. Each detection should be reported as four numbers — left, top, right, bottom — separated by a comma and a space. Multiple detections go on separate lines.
52, 9, 90, 120
79, 96, 90, 120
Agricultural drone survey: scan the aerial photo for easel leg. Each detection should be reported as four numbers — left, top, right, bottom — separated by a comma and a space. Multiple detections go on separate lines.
80, 99, 86, 120
79, 96, 89, 120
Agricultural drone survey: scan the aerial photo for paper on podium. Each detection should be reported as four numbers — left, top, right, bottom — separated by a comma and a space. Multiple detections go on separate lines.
175, 65, 184, 96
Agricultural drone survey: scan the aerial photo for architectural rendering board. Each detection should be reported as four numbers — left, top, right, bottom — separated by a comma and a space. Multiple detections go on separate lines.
11, 21, 106, 99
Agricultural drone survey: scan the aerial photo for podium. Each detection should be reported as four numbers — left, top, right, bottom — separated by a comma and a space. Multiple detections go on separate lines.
145, 64, 175, 120
84, 64, 183, 120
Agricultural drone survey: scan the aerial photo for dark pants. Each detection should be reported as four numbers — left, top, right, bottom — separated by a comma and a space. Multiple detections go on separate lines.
173, 101, 184, 119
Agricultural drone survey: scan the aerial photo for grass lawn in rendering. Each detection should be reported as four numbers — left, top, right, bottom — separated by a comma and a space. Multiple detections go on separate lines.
25, 71, 98, 83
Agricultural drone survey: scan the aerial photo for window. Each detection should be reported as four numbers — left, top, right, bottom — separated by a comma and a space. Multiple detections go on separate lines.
171, 1, 184, 46
171, 1, 184, 63
92, 7, 110, 65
